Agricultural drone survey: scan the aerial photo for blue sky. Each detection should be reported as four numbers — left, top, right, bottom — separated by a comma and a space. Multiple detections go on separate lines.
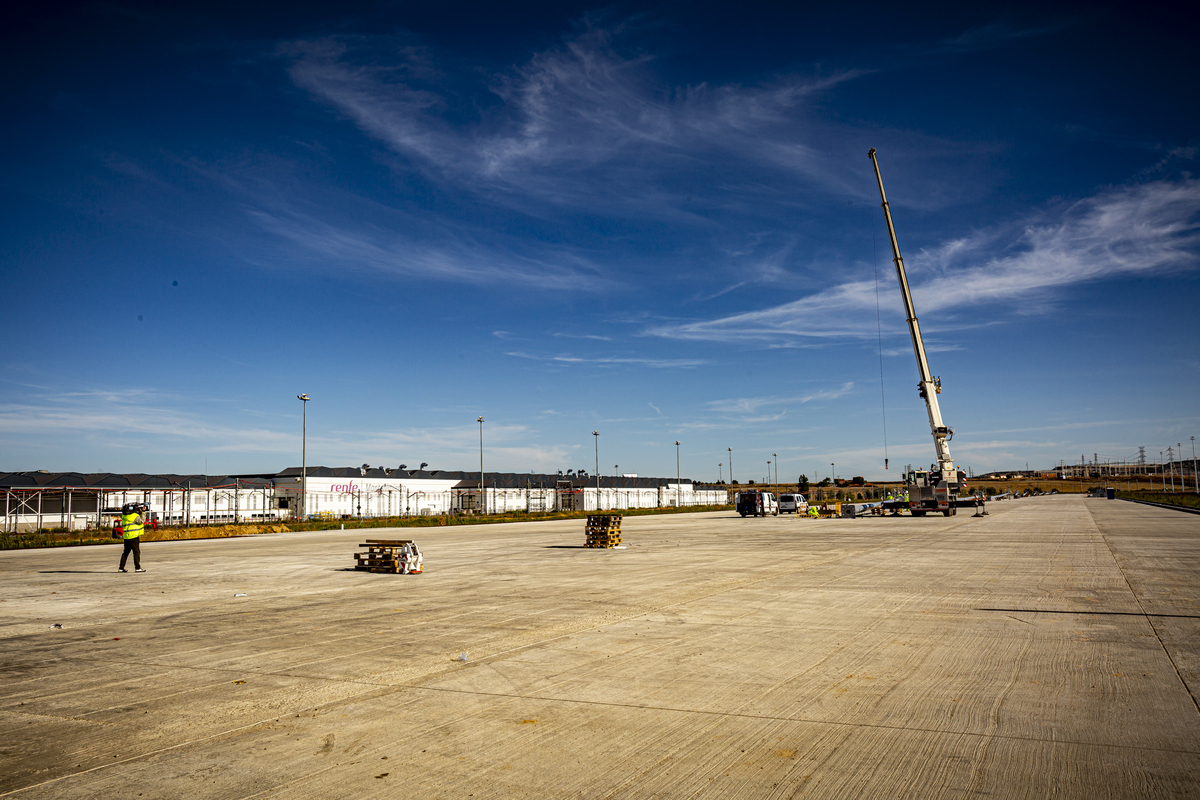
2, 1, 1198, 482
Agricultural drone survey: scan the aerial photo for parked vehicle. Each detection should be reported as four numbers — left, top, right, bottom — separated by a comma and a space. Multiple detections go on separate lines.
736, 490, 779, 517
778, 494, 808, 514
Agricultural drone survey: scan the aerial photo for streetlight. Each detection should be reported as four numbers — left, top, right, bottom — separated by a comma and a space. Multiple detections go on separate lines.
477, 416, 485, 515
675, 441, 681, 507
767, 460, 771, 486
1180, 443, 1186, 493
593, 431, 600, 511
773, 453, 778, 487
297, 394, 309, 521
719, 462, 723, 483
728, 447, 734, 485
1193, 436, 1197, 494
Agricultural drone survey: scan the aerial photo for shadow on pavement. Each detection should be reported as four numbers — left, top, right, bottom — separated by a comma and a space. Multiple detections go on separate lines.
38, 570, 120, 574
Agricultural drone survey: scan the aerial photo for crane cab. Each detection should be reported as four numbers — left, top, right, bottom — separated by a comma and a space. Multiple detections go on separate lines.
904, 465, 959, 517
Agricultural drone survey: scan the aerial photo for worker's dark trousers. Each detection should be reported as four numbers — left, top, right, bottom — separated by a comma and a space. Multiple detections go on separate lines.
119, 537, 141, 570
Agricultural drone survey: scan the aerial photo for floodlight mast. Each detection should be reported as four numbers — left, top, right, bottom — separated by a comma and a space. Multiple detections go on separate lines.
868, 148, 956, 487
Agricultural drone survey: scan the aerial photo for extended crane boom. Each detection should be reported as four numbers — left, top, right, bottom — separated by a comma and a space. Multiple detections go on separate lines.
868, 148, 962, 514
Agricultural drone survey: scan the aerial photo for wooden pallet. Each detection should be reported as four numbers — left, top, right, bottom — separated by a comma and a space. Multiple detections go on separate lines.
585, 514, 623, 548
355, 540, 421, 574
585, 514, 622, 530
585, 538, 622, 549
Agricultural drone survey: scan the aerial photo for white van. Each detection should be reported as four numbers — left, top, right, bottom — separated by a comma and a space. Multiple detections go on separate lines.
778, 494, 808, 514
735, 490, 779, 517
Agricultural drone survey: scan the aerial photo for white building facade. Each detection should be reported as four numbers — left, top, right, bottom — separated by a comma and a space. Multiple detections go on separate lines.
2, 467, 732, 531
273, 474, 460, 519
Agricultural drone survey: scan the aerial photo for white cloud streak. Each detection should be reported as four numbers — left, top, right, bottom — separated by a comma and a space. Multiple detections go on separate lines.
650, 178, 1200, 342
0, 396, 573, 472
182, 153, 604, 289
706, 382, 855, 415
244, 203, 598, 289
282, 29, 862, 212
506, 351, 705, 368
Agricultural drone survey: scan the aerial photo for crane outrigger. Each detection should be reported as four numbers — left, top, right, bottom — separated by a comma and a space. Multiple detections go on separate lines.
868, 148, 965, 516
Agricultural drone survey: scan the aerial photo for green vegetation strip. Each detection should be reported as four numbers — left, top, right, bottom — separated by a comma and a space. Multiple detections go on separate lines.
1115, 491, 1200, 511
0, 504, 734, 550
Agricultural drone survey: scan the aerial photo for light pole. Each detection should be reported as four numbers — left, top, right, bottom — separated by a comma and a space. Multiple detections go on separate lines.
719, 462, 723, 483
767, 461, 771, 486
297, 394, 309, 521
593, 431, 600, 511
773, 453, 778, 486
1193, 436, 1197, 494
675, 441, 681, 507
1180, 443, 1185, 493
728, 447, 734, 485
477, 416, 485, 515
831, 462, 835, 483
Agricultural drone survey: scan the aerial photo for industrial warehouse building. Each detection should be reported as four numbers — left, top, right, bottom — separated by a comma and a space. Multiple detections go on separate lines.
0, 467, 729, 532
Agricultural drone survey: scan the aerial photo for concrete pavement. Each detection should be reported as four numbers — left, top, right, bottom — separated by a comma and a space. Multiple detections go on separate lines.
1, 495, 1198, 798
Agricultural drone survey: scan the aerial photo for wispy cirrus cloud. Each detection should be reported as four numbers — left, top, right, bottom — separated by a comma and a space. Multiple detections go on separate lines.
298, 421, 575, 472
553, 332, 613, 341
282, 27, 865, 213
244, 21, 1010, 292
0, 399, 293, 456
706, 382, 856, 416
244, 201, 599, 289
935, 21, 1067, 54
506, 351, 705, 368
178, 151, 605, 289
0, 392, 575, 472
649, 178, 1200, 343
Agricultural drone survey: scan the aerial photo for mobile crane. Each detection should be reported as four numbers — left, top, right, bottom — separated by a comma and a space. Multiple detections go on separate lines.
868, 148, 966, 517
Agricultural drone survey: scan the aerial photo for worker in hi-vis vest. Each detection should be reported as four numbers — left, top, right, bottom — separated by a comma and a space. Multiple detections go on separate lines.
118, 503, 148, 573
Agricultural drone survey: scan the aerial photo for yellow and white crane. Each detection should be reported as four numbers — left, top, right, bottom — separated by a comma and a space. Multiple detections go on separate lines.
868, 148, 965, 516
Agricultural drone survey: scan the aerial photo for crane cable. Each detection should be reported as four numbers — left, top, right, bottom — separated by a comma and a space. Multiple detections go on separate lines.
872, 214, 889, 470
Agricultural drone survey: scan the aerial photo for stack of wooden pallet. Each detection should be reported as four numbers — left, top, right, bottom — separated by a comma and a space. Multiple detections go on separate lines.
354, 539, 419, 574
585, 514, 623, 548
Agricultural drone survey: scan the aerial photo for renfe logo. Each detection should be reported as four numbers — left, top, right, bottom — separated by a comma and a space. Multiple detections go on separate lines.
330, 483, 359, 493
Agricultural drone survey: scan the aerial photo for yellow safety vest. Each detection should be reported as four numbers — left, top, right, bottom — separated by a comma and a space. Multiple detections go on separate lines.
120, 512, 144, 539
